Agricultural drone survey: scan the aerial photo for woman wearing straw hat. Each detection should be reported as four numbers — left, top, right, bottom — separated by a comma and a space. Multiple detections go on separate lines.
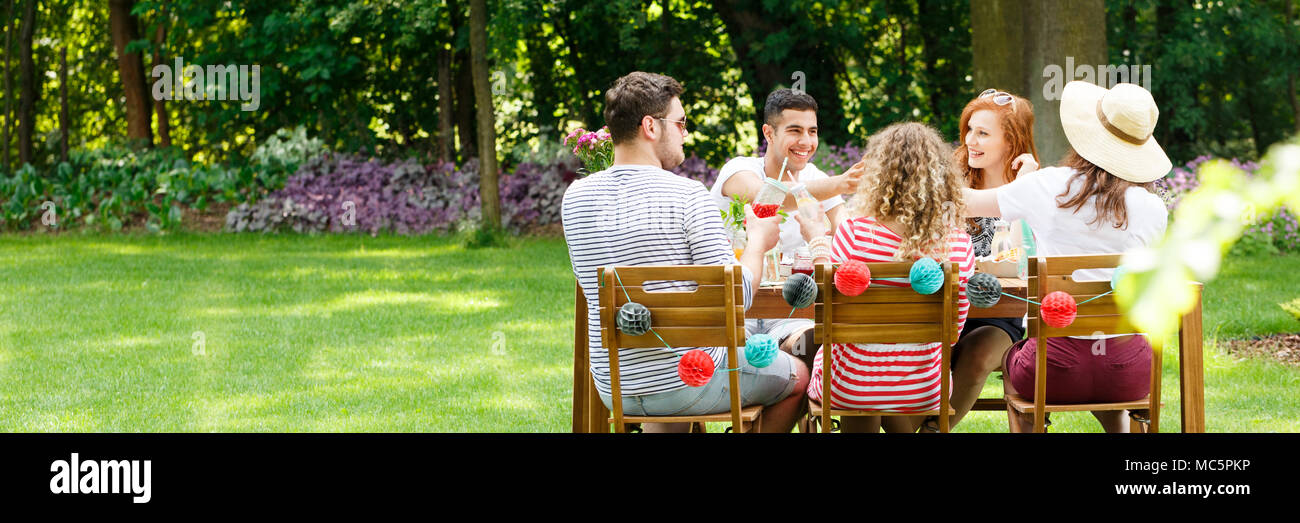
962, 81, 1171, 433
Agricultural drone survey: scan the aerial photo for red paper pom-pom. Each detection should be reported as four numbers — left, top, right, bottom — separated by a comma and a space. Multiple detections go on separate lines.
1041, 291, 1078, 328
834, 260, 871, 296
677, 349, 715, 387
752, 203, 780, 218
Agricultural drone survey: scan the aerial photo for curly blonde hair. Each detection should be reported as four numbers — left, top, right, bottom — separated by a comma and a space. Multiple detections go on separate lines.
846, 122, 968, 261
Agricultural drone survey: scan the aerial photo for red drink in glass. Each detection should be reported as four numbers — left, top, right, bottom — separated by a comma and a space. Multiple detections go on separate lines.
753, 203, 780, 218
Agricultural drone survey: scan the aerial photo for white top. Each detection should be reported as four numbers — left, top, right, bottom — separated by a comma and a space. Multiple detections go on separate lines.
562, 164, 755, 397
710, 156, 845, 257
996, 166, 1168, 338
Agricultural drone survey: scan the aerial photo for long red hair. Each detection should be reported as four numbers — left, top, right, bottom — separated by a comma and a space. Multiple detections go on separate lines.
953, 92, 1039, 190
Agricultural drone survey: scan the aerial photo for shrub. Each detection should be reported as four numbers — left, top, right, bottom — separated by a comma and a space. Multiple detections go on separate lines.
1155, 156, 1299, 254
670, 155, 719, 188
227, 154, 432, 234
245, 126, 330, 200
0, 128, 332, 233
0, 144, 242, 232
225, 154, 581, 235
813, 142, 866, 176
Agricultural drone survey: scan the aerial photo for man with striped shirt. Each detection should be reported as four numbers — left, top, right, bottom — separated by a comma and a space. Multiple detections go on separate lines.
561, 72, 810, 433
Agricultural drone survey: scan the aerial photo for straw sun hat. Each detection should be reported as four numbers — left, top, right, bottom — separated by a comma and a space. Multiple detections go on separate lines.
1060, 81, 1172, 183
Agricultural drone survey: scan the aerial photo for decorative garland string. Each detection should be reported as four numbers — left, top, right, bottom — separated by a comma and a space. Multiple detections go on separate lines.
611, 267, 740, 373
997, 289, 1113, 307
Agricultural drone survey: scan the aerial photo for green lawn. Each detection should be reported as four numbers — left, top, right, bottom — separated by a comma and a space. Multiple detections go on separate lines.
0, 233, 1296, 432
0, 233, 575, 432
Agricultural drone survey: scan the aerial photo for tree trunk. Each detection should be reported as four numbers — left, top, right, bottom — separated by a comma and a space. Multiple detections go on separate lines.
152, 9, 171, 148
524, 5, 559, 136
1242, 84, 1266, 157
1024, 0, 1106, 165
975, 0, 1106, 164
470, 0, 499, 230
453, 52, 477, 161
109, 0, 153, 147
17, 0, 36, 166
918, 0, 955, 124
59, 46, 68, 163
551, 11, 596, 129
448, 0, 476, 162
3, 0, 14, 171
1154, 0, 1195, 152
971, 0, 1027, 95
437, 47, 453, 163
1287, 0, 1299, 135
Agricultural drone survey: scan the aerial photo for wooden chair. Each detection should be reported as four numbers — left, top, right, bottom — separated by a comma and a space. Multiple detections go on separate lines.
1005, 254, 1162, 433
809, 261, 961, 433
597, 265, 762, 433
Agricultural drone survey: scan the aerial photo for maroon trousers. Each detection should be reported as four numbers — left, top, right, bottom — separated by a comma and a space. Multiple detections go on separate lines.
1005, 335, 1152, 403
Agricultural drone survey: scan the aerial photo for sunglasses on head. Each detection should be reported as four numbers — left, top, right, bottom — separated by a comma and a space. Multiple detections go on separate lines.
980, 89, 1015, 106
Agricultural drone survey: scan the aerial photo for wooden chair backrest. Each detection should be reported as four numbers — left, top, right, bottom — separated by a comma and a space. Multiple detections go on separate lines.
596, 265, 745, 431
1022, 253, 1161, 433
813, 261, 959, 346
812, 261, 960, 431
1026, 254, 1134, 338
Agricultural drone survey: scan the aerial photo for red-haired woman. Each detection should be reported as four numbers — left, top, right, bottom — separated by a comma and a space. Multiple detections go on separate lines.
943, 89, 1041, 431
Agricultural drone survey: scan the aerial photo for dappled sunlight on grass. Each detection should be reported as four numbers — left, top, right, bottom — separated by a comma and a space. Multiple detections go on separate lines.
98, 335, 166, 350
255, 289, 507, 318
195, 393, 279, 432
23, 410, 102, 432
194, 306, 243, 318
76, 242, 153, 256
479, 393, 543, 413
326, 246, 446, 260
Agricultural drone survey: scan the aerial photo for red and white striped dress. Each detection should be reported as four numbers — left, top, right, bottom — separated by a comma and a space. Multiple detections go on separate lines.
808, 216, 975, 412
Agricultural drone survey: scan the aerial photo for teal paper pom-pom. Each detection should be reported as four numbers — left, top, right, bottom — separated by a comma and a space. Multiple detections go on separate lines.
783, 272, 818, 309
745, 333, 779, 368
616, 302, 652, 336
909, 257, 944, 295
1111, 265, 1128, 291
968, 272, 1002, 308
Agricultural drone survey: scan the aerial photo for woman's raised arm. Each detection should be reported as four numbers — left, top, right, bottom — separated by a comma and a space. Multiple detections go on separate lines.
962, 186, 1002, 218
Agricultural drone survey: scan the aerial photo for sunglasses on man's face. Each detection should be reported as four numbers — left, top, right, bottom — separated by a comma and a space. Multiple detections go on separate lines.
979, 89, 1015, 106
657, 116, 689, 135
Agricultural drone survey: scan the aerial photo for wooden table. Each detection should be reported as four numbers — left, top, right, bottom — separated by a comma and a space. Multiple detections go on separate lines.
570, 278, 1206, 432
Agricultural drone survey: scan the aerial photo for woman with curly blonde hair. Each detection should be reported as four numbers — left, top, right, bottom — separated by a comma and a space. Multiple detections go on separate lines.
795, 122, 975, 433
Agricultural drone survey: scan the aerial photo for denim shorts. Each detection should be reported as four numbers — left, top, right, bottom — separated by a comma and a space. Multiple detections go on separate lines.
599, 350, 800, 417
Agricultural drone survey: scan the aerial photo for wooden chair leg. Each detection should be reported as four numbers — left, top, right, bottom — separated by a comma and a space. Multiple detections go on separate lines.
1130, 409, 1151, 434
690, 421, 707, 433
799, 414, 816, 433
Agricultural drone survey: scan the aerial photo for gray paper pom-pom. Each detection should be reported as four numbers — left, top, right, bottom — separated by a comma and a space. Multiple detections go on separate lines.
616, 302, 652, 336
967, 272, 1003, 308
783, 273, 819, 309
